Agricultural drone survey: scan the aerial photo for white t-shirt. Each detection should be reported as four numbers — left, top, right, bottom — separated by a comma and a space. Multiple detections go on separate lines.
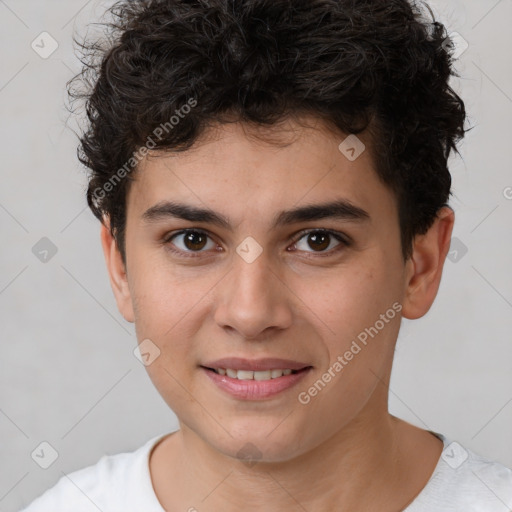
20, 430, 512, 512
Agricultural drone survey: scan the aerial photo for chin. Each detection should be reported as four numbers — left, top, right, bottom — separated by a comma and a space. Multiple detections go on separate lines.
205, 421, 311, 465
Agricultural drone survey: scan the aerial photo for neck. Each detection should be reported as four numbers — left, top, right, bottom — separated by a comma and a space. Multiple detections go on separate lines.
149, 384, 440, 511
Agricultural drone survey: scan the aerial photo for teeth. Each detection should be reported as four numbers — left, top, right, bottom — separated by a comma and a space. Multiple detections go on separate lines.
254, 370, 271, 381
215, 368, 298, 380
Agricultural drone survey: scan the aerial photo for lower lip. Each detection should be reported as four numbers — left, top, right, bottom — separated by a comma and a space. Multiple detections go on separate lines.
201, 367, 312, 400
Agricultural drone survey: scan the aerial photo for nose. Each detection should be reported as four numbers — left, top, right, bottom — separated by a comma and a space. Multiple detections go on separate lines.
213, 249, 293, 340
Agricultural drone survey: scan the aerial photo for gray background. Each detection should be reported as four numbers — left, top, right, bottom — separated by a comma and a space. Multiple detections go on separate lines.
1, 0, 511, 510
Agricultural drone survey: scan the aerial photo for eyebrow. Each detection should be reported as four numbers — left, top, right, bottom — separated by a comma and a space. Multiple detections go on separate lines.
141, 199, 370, 230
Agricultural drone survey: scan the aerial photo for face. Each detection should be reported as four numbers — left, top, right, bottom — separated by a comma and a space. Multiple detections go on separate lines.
104, 118, 444, 462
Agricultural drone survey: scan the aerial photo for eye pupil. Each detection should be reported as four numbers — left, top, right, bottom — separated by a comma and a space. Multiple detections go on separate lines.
308, 232, 330, 251
185, 231, 207, 251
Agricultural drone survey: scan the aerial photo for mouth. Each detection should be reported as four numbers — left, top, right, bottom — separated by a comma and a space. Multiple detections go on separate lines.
201, 367, 307, 380
199, 358, 313, 400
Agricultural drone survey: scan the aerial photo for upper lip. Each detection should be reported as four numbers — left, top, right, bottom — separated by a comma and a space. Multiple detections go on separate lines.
201, 357, 312, 371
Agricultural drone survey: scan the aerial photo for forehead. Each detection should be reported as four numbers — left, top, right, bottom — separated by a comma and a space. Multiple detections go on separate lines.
126, 118, 396, 225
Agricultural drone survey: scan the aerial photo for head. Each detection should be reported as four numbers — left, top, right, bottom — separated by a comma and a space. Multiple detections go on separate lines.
69, 0, 466, 462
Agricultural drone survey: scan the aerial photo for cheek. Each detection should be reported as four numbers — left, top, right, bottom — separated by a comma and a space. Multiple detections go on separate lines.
129, 252, 206, 335
297, 256, 400, 339
295, 252, 403, 388
293, 268, 401, 436
128, 254, 221, 380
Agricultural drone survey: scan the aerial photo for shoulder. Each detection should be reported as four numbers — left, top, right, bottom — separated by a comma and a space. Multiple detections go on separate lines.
19, 434, 168, 512
408, 434, 512, 512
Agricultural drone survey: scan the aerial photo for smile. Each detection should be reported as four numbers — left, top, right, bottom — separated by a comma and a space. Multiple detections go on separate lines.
209, 368, 299, 380
200, 364, 312, 400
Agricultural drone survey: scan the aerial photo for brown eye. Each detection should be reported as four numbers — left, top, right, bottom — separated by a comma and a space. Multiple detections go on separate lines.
166, 229, 217, 255
291, 230, 349, 254
183, 231, 208, 251
306, 232, 330, 251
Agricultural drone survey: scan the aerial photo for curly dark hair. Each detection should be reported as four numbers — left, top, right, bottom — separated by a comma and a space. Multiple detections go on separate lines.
68, 0, 467, 262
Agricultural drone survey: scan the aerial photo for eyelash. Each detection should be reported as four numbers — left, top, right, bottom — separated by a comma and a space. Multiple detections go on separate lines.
162, 228, 351, 259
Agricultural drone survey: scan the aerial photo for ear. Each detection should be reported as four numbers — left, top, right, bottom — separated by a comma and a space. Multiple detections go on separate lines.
100, 220, 135, 323
401, 206, 455, 319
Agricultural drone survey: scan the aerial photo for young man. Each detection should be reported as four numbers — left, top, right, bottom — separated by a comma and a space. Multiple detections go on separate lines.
21, 0, 512, 510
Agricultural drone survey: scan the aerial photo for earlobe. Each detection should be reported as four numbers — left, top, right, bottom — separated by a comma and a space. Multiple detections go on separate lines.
100, 221, 135, 323
401, 207, 455, 320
